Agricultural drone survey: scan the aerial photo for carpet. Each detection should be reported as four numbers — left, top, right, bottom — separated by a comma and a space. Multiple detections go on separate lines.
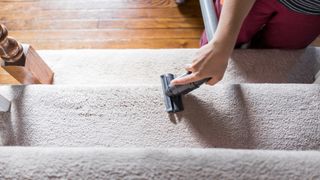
0, 147, 319, 179
42, 48, 319, 85
0, 47, 320, 178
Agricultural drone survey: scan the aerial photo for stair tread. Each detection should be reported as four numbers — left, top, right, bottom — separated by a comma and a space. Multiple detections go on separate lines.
0, 84, 319, 149
38, 48, 320, 85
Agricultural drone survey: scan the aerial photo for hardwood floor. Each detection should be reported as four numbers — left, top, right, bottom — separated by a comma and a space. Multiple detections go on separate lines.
0, 0, 204, 49
1, 0, 319, 49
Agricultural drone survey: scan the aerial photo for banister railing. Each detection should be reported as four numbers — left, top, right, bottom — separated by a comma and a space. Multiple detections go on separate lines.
0, 24, 54, 84
0, 24, 54, 111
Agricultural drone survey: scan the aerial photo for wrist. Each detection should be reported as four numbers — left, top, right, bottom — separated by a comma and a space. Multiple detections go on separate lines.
210, 38, 233, 51
208, 40, 233, 62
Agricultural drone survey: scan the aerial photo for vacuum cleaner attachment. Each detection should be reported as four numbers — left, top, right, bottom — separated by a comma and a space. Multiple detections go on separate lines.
160, 72, 210, 113
160, 74, 184, 113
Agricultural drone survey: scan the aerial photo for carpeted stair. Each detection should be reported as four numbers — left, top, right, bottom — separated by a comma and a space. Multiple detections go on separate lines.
1, 147, 320, 179
0, 47, 320, 179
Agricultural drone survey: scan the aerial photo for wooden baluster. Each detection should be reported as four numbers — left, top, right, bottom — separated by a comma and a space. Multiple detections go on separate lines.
0, 24, 25, 65
0, 24, 54, 84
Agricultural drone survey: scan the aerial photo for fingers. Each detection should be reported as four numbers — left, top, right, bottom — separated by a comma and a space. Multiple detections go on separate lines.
170, 73, 202, 85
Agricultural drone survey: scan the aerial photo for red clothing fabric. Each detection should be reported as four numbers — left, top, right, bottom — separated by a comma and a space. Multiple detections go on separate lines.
200, 0, 320, 49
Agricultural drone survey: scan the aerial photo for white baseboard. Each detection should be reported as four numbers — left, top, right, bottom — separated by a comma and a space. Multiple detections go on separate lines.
314, 70, 320, 84
0, 95, 10, 112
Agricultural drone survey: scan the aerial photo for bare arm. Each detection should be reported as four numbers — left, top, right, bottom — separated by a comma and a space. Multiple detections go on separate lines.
171, 0, 256, 85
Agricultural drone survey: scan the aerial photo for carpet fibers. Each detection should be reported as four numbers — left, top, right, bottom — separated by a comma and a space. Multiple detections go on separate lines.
0, 47, 320, 178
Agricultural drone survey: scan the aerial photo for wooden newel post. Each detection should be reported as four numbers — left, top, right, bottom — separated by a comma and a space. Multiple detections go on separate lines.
0, 24, 54, 84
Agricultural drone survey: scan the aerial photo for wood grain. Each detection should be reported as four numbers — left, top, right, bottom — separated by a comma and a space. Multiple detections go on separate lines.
0, 67, 20, 84
26, 39, 201, 49
0, 0, 204, 50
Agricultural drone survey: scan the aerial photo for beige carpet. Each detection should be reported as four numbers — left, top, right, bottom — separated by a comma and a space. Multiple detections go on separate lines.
0, 147, 320, 179
43, 48, 319, 85
0, 47, 320, 178
0, 84, 320, 150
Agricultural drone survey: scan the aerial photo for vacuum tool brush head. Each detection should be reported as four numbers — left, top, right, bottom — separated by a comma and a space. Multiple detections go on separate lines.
160, 74, 184, 113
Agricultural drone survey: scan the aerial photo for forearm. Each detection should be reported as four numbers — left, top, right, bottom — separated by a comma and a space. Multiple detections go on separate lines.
170, 0, 256, 86
211, 0, 256, 56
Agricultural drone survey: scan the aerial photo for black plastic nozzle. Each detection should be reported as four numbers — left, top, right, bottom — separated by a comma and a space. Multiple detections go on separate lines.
160, 74, 184, 113
160, 72, 210, 113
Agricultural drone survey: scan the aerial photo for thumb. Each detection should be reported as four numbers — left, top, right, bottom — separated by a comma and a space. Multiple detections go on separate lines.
171, 73, 202, 85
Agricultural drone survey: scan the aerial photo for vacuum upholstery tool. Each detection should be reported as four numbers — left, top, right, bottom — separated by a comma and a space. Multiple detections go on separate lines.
160, 0, 218, 113
165, 72, 211, 97
161, 73, 210, 113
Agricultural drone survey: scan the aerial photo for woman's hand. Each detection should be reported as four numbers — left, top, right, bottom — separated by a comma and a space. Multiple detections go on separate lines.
170, 41, 229, 86
171, 0, 256, 86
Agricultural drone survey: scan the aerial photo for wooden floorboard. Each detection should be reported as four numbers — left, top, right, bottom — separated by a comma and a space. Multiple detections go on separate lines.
2, 0, 318, 49
1, 0, 204, 49
4, 18, 203, 30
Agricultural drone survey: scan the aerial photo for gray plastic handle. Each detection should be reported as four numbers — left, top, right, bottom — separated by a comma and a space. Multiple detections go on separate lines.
200, 0, 219, 41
